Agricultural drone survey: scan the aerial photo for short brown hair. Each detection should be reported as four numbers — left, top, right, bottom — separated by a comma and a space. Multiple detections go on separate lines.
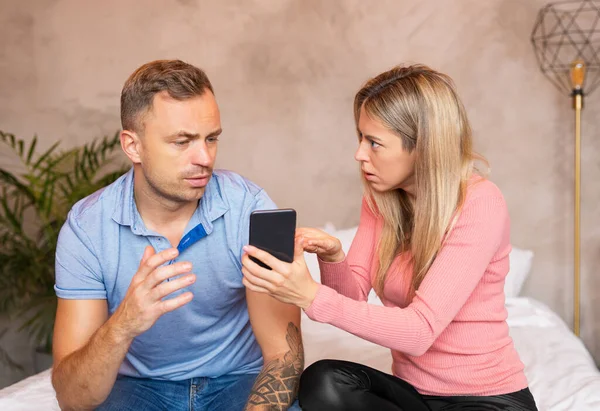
120, 59, 214, 133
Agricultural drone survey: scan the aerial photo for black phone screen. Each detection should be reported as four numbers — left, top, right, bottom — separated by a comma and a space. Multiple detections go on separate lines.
248, 209, 296, 270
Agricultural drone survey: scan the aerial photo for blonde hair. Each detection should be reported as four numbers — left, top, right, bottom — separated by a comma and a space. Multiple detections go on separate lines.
353, 64, 487, 298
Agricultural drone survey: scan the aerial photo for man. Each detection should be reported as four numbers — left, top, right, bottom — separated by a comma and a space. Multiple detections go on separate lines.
51, 59, 303, 410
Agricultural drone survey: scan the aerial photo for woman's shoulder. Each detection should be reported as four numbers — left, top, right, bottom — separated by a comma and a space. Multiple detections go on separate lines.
465, 174, 505, 203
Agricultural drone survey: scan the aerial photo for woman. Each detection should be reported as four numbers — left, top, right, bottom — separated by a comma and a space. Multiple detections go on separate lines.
241, 64, 538, 410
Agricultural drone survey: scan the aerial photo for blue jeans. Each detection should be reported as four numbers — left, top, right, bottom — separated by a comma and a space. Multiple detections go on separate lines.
97, 373, 301, 410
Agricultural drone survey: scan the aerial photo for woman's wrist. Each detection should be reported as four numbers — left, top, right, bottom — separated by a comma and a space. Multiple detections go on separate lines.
318, 250, 345, 263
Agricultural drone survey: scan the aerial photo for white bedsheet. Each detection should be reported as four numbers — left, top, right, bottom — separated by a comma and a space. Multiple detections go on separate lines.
0, 297, 599, 410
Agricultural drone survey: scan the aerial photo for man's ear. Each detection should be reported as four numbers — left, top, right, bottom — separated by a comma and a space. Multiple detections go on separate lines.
120, 130, 142, 164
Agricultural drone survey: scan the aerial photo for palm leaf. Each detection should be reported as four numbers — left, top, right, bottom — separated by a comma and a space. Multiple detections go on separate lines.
0, 130, 127, 365
0, 169, 35, 203
25, 136, 38, 165
31, 141, 61, 171
0, 190, 23, 234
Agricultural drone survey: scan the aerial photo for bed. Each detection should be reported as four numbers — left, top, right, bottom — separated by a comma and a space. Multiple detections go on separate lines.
1, 226, 599, 411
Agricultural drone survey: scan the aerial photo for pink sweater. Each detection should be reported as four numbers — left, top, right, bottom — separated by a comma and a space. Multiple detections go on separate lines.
304, 178, 529, 396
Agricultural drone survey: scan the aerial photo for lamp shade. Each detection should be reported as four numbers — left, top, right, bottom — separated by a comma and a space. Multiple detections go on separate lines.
531, 0, 600, 95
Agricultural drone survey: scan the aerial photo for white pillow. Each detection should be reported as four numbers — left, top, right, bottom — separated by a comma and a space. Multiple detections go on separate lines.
305, 224, 534, 300
505, 246, 534, 298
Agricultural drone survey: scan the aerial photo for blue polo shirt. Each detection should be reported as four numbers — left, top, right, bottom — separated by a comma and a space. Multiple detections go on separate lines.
54, 168, 276, 380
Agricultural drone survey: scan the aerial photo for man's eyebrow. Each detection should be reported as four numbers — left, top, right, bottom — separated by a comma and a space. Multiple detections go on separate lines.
166, 128, 222, 139
206, 128, 222, 138
167, 131, 200, 139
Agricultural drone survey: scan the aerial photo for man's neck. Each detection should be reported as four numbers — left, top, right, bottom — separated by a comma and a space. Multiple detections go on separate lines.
133, 172, 198, 240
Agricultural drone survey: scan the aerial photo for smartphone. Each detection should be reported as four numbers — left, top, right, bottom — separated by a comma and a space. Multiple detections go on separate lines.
249, 208, 297, 270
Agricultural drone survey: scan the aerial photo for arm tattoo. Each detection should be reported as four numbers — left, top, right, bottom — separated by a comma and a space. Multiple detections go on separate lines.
245, 322, 304, 410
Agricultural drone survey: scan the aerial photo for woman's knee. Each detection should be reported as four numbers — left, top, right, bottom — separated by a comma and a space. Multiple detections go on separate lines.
300, 360, 339, 388
298, 360, 365, 410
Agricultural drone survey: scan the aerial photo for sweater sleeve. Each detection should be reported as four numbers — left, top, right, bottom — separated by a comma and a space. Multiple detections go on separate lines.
304, 194, 509, 357
317, 198, 379, 301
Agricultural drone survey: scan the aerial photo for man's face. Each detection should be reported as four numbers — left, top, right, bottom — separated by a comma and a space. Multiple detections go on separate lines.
135, 90, 221, 204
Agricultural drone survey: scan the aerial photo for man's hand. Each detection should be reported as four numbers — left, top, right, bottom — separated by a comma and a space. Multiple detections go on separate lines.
52, 246, 196, 410
110, 246, 196, 340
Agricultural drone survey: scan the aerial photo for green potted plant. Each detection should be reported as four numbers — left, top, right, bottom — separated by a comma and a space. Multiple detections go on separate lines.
0, 131, 129, 372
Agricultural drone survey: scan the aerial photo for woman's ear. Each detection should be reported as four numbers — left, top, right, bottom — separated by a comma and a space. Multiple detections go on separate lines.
120, 130, 142, 164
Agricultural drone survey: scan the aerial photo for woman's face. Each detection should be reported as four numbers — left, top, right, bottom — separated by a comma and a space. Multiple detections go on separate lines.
354, 105, 417, 195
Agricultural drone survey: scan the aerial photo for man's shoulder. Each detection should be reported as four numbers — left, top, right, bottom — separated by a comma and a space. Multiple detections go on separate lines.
68, 171, 129, 225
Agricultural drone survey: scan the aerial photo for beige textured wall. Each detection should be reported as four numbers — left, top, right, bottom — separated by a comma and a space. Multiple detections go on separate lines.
0, 0, 598, 386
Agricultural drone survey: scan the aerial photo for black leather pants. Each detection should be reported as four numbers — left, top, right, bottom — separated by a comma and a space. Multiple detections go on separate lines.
298, 360, 538, 411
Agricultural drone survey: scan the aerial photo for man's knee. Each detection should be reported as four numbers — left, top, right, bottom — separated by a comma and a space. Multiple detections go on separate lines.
96, 377, 167, 411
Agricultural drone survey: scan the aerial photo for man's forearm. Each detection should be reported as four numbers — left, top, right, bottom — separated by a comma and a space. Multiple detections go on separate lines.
245, 323, 304, 410
52, 316, 133, 411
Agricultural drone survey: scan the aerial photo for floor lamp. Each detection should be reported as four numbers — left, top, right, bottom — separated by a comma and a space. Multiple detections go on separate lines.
531, 0, 600, 337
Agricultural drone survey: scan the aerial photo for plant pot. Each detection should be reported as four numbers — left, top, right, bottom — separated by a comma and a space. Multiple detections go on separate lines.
33, 347, 53, 373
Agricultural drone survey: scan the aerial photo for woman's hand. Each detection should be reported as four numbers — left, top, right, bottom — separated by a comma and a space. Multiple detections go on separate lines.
296, 227, 345, 263
241, 238, 319, 309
